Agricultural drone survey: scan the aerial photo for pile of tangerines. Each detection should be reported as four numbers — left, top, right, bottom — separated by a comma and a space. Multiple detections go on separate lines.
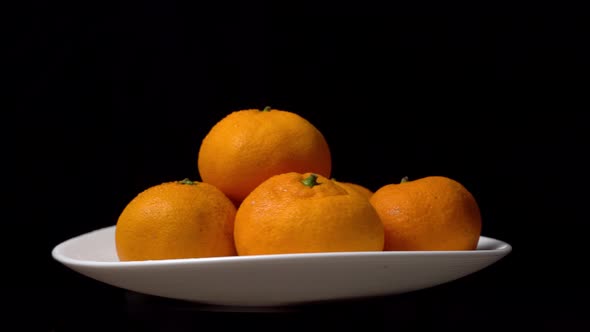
115, 107, 482, 261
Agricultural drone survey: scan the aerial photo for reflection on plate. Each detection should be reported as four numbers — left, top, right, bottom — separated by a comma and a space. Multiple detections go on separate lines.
52, 226, 511, 307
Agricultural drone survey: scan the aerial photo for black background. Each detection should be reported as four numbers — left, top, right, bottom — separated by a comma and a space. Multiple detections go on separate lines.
8, 1, 590, 331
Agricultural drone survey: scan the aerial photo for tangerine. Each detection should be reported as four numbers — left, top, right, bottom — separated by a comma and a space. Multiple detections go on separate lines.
115, 178, 237, 261
370, 176, 482, 251
335, 181, 373, 199
234, 172, 384, 255
197, 107, 332, 205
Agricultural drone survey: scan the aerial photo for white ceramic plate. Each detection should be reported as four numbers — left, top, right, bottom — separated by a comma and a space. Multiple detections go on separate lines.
52, 226, 511, 307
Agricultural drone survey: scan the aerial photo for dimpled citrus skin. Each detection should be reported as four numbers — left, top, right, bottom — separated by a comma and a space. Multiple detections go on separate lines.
197, 109, 332, 205
337, 181, 373, 199
234, 172, 385, 255
115, 180, 237, 261
370, 176, 482, 251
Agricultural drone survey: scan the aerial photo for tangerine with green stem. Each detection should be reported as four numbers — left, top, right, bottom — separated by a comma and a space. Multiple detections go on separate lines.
115, 178, 237, 261
370, 176, 482, 251
234, 172, 384, 255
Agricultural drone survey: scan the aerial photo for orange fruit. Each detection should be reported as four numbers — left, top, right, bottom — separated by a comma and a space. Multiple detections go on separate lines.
197, 107, 332, 205
234, 172, 384, 255
115, 178, 237, 261
370, 176, 482, 251
335, 181, 373, 199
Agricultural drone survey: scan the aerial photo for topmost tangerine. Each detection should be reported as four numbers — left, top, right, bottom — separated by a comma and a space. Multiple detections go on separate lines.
197, 107, 332, 205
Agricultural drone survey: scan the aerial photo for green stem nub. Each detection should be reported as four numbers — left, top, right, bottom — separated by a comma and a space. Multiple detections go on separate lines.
400, 176, 409, 183
178, 178, 196, 185
301, 174, 320, 187
262, 106, 272, 112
